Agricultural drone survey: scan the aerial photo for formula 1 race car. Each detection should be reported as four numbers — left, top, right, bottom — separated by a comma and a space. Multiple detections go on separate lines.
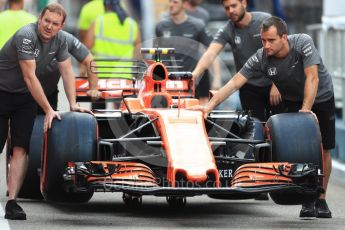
9, 48, 323, 207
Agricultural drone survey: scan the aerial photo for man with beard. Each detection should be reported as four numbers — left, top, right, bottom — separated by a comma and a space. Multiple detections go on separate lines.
155, 0, 218, 105
190, 16, 335, 218
192, 0, 280, 121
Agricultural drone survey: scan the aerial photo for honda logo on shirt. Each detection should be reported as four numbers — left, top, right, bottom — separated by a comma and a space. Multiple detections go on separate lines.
268, 67, 277, 76
163, 30, 171, 38
234, 36, 241, 45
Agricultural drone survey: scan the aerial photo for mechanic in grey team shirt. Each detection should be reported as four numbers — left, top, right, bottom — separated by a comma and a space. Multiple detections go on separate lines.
184, 0, 210, 25
191, 16, 335, 219
155, 0, 219, 105
0, 3, 91, 220
37, 30, 100, 114
193, 0, 281, 121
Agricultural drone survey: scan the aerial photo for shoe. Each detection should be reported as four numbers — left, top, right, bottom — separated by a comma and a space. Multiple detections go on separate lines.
299, 202, 315, 218
255, 193, 269, 200
315, 199, 332, 218
4, 200, 26, 220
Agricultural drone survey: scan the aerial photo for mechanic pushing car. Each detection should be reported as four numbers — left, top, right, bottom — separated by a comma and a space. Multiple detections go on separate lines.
193, 0, 281, 123
190, 16, 335, 219
0, 3, 91, 220
192, 0, 280, 201
36, 30, 100, 115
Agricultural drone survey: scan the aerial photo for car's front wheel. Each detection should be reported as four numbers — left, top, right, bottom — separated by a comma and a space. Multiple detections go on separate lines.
266, 112, 322, 205
40, 112, 97, 203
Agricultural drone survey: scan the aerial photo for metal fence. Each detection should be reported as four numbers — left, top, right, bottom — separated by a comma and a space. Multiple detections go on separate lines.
307, 24, 345, 120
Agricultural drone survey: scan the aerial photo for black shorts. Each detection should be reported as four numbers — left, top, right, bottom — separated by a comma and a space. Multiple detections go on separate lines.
37, 89, 59, 115
239, 83, 285, 121
283, 96, 336, 150
0, 90, 37, 153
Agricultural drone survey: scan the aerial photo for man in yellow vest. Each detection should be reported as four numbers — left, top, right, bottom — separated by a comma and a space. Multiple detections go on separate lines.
77, 0, 105, 44
84, 0, 141, 109
0, 0, 36, 48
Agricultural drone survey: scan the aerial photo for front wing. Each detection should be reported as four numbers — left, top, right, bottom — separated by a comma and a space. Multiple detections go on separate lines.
63, 161, 323, 197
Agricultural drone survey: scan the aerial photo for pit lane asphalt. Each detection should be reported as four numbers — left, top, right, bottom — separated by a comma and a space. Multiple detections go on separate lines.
1, 148, 345, 229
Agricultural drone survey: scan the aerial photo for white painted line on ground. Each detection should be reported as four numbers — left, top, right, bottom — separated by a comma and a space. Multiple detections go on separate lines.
0, 204, 10, 230
332, 160, 345, 173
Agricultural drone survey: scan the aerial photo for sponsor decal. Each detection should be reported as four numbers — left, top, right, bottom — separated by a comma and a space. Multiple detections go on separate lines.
183, 33, 193, 38
304, 51, 312, 57
73, 39, 81, 49
22, 45, 31, 50
20, 49, 33, 54
251, 55, 259, 63
22, 38, 31, 44
234, 35, 241, 45
218, 169, 233, 178
166, 80, 186, 90
246, 56, 258, 67
77, 79, 133, 90
163, 30, 171, 37
34, 49, 40, 57
291, 60, 298, 68
268, 67, 277, 76
302, 43, 313, 57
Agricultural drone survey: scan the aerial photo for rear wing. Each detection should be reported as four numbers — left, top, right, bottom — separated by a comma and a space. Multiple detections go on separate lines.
76, 77, 137, 102
76, 48, 193, 102
76, 58, 141, 102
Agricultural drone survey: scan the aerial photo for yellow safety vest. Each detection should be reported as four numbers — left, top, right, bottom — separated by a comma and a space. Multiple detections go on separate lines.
93, 12, 138, 79
77, 0, 104, 31
0, 10, 36, 48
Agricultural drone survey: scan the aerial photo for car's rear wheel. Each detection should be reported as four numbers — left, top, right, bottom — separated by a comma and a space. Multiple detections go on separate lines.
266, 113, 322, 205
41, 112, 97, 203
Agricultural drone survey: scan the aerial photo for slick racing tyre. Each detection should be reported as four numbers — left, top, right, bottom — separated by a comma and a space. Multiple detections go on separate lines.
41, 112, 97, 203
266, 112, 322, 205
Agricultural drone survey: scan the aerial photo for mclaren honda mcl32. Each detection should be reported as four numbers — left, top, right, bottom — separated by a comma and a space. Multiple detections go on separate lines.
8, 48, 323, 208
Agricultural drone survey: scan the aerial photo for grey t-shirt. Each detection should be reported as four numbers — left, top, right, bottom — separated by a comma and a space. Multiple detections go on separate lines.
240, 34, 334, 104
0, 23, 70, 93
213, 12, 271, 87
186, 6, 210, 25
38, 31, 90, 96
43, 31, 89, 73
160, 7, 210, 25
155, 16, 212, 72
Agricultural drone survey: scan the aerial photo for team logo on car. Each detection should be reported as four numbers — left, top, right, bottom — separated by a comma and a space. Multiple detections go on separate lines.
218, 169, 233, 178
268, 67, 277, 76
